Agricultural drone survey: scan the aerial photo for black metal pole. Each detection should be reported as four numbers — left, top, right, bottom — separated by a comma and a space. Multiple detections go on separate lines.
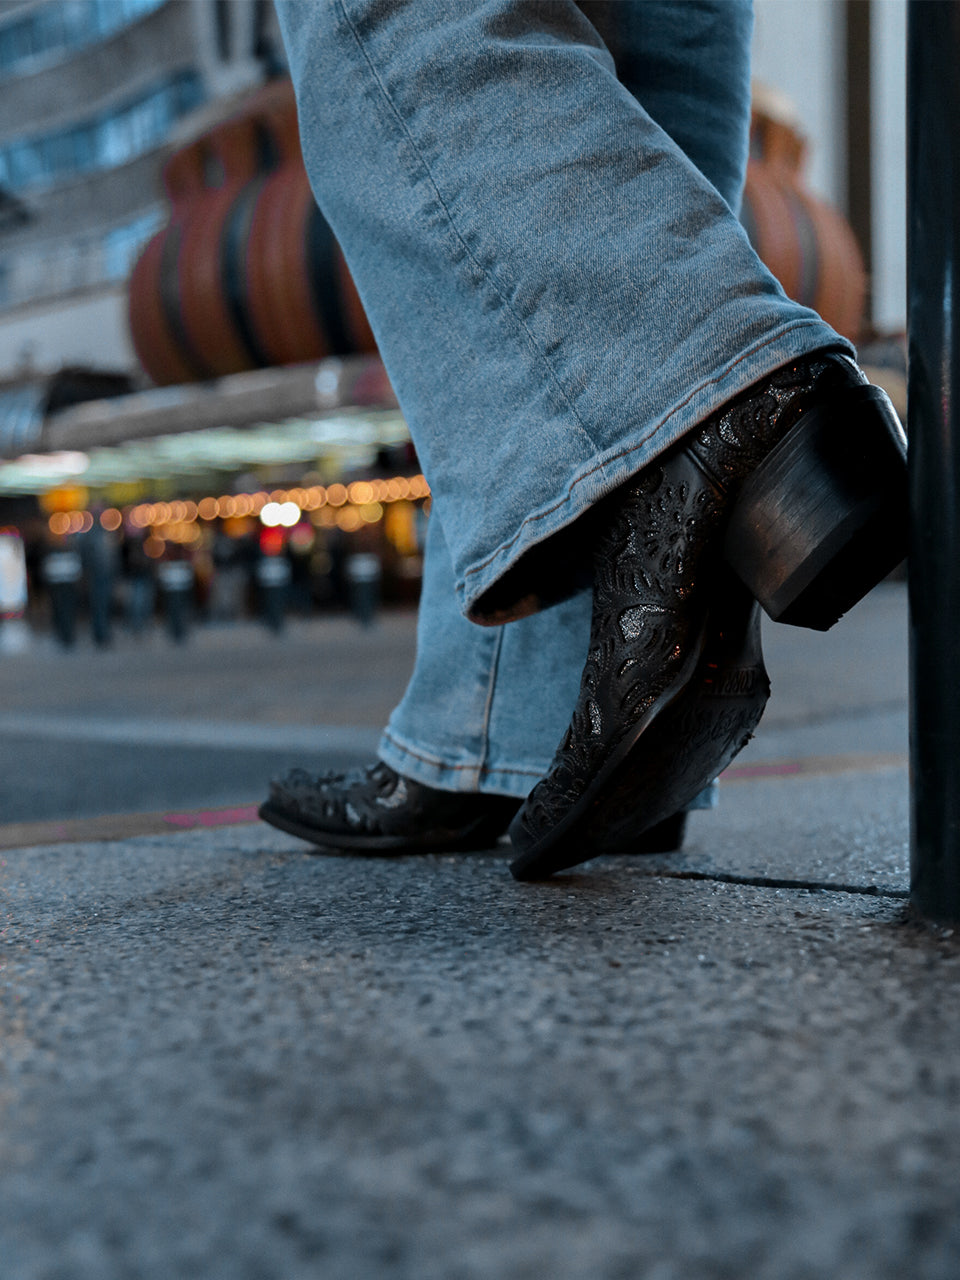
908, 0, 960, 918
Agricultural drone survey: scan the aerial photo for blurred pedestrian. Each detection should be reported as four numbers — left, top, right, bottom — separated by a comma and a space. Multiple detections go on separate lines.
41, 538, 82, 648
79, 510, 119, 647
157, 552, 194, 644
122, 529, 156, 635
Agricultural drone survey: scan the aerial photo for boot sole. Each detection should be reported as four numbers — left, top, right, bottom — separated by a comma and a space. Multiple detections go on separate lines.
258, 800, 515, 853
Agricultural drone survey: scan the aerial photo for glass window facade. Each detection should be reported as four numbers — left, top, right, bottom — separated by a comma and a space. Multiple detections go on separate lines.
0, 0, 167, 76
0, 206, 164, 311
0, 71, 205, 191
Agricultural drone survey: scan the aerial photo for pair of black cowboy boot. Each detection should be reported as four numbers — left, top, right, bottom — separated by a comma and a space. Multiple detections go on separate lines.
259, 760, 690, 855
261, 352, 907, 877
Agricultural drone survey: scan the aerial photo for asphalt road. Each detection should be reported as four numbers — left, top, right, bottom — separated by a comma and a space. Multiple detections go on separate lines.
2, 759, 946, 1280
0, 585, 907, 829
7, 583, 957, 1280
0, 612, 414, 825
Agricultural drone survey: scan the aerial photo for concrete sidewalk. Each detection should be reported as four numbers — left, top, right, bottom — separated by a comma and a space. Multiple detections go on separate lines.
4, 584, 959, 1280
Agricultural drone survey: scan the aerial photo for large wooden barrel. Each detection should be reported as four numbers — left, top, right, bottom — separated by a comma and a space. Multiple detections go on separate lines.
176, 117, 274, 377
128, 145, 212, 384
229, 91, 376, 366
741, 84, 866, 341
128, 81, 376, 386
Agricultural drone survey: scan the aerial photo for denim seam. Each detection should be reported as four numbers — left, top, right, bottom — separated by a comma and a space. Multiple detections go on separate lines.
333, 0, 596, 452
381, 728, 544, 779
461, 319, 846, 586
475, 623, 506, 780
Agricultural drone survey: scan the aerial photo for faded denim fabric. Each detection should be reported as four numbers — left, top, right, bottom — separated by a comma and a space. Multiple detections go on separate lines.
275, 0, 852, 797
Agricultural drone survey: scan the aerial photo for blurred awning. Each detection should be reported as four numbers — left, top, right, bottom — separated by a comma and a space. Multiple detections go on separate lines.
0, 356, 407, 496
0, 367, 134, 461
40, 356, 397, 454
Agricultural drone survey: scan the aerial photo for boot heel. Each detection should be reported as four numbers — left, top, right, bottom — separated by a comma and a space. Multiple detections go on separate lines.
723, 385, 907, 630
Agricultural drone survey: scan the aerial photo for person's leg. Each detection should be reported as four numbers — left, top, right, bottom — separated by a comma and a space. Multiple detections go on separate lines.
383, 0, 755, 796
380, 510, 584, 796
264, 0, 748, 850
268, 0, 905, 868
580, 0, 753, 217
262, 500, 709, 851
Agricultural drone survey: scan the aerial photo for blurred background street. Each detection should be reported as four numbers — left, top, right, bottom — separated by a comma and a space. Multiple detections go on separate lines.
0, 608, 414, 831
0, 580, 908, 840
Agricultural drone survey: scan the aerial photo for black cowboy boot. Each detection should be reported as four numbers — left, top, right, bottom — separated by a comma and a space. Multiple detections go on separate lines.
509, 352, 906, 879
260, 761, 520, 852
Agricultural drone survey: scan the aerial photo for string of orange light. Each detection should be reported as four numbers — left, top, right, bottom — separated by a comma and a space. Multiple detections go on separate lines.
46, 474, 431, 538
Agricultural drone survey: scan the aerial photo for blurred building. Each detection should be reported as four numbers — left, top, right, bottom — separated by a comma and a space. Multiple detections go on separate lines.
0, 0, 285, 379
0, 0, 425, 630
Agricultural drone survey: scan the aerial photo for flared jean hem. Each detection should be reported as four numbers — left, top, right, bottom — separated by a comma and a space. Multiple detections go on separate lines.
379, 726, 545, 798
461, 317, 852, 621
379, 725, 719, 811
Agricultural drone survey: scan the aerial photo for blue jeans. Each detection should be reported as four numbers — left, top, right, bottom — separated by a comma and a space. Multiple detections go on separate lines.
276, 0, 852, 798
